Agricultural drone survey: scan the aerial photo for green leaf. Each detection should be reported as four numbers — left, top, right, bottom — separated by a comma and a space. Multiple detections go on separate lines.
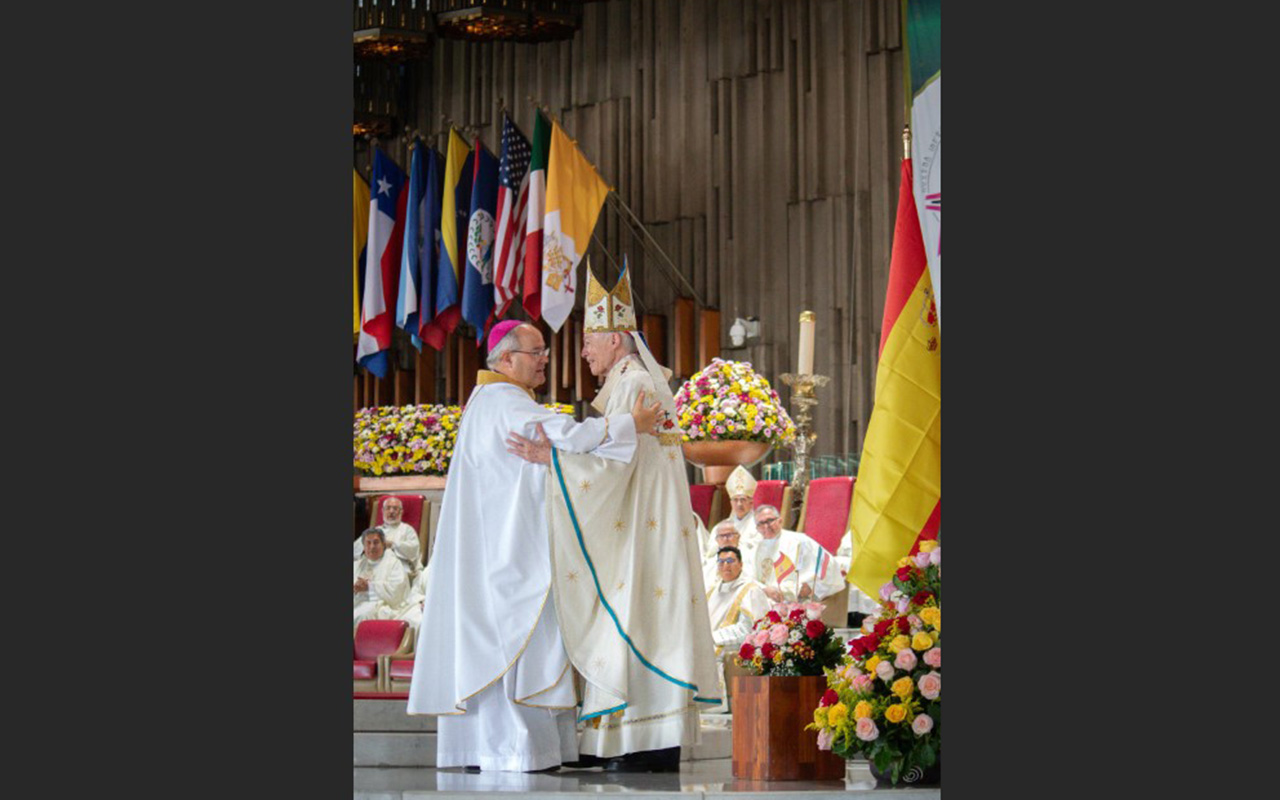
918, 742, 936, 767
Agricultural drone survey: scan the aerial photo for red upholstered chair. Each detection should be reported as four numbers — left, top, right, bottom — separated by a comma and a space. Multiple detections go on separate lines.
353, 620, 412, 694
689, 484, 724, 529
753, 480, 795, 529
796, 476, 856, 628
385, 658, 415, 696
372, 494, 428, 569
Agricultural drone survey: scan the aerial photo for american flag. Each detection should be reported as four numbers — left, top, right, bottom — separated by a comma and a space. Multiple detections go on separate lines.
493, 114, 532, 316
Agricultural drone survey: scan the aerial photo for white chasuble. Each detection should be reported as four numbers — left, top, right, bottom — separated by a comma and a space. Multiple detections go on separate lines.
753, 529, 847, 603
705, 576, 771, 657
546, 355, 721, 756
408, 374, 637, 770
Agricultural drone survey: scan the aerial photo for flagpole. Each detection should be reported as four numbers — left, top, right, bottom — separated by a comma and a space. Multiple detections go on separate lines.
605, 191, 705, 308
903, 124, 911, 160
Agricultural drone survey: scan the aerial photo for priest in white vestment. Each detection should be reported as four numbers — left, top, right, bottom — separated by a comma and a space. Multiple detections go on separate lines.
387, 562, 429, 628
354, 529, 411, 631
700, 520, 759, 590
406, 320, 662, 773
705, 546, 771, 658
351, 496, 421, 576
750, 504, 846, 603
508, 269, 720, 772
713, 465, 758, 538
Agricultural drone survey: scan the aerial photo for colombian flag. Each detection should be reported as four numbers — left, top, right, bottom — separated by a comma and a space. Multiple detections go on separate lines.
846, 154, 941, 599
423, 129, 472, 344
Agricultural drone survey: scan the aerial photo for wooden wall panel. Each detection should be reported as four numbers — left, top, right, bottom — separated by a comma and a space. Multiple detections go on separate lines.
365, 0, 907, 459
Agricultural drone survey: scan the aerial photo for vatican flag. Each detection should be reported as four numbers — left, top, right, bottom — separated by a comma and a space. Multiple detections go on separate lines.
540, 120, 609, 332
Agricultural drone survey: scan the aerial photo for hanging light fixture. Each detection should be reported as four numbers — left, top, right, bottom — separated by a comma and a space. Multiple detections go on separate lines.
433, 0, 586, 43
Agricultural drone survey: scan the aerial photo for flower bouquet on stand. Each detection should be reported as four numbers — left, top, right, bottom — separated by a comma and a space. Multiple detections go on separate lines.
674, 358, 797, 445
729, 601, 847, 780
808, 539, 941, 786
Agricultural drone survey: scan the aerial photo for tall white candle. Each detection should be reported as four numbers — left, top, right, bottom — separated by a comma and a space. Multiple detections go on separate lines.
797, 311, 815, 375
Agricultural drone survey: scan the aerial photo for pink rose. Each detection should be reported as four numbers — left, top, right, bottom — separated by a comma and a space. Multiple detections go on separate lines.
850, 674, 873, 692
918, 671, 941, 700
804, 602, 825, 620
749, 631, 768, 648
924, 647, 941, 668
911, 713, 934, 736
914, 551, 932, 569
875, 660, 895, 682
816, 728, 833, 751
929, 548, 941, 566
894, 649, 918, 671
768, 624, 789, 645
879, 583, 895, 601
855, 717, 879, 742
896, 598, 910, 614
907, 614, 923, 631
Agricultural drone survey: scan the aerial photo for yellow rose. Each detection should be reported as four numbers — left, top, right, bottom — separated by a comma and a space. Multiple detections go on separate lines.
897, 556, 913, 568
891, 677, 914, 699
912, 632, 934, 651
865, 655, 881, 675
826, 703, 848, 726
919, 607, 940, 628
889, 635, 911, 654
812, 707, 828, 726
885, 703, 908, 723
853, 700, 873, 719
918, 540, 938, 553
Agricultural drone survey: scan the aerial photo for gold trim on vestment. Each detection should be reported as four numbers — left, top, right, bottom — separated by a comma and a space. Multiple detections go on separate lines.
475, 369, 536, 400
591, 703, 701, 729
514, 661, 576, 710
656, 432, 682, 446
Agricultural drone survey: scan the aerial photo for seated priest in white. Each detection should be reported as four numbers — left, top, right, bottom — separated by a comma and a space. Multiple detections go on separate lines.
701, 520, 759, 590
352, 496, 421, 577
713, 465, 759, 540
353, 528, 411, 632
706, 546, 771, 658
390, 562, 430, 628
750, 504, 846, 604
834, 529, 883, 627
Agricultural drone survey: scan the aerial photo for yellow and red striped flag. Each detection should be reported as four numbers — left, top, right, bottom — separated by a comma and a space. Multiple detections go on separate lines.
353, 168, 370, 340
847, 153, 941, 599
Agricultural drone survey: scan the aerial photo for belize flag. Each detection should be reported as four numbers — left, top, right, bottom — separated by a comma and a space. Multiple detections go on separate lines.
427, 130, 472, 342
357, 148, 407, 378
417, 147, 446, 351
396, 140, 426, 351
462, 140, 499, 342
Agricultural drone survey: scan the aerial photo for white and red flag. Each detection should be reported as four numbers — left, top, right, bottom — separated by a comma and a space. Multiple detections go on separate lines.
493, 113, 531, 318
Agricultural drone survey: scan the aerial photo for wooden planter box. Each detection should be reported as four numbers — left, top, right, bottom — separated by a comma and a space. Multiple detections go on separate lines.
731, 674, 846, 781
355, 475, 446, 492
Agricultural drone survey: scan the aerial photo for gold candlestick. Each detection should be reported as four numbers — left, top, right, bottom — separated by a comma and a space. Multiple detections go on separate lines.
779, 371, 830, 521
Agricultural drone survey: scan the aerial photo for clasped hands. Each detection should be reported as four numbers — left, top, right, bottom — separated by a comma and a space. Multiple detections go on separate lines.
506, 391, 664, 465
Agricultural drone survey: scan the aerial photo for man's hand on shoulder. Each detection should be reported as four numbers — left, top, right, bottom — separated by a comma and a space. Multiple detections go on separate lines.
630, 391, 663, 435
507, 422, 552, 465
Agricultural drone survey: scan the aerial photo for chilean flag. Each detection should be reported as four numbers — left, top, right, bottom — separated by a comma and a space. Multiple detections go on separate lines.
357, 149, 407, 377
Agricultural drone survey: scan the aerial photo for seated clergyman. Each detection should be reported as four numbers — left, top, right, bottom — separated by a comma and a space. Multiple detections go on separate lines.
353, 528, 410, 631
706, 546, 771, 657
352, 496, 421, 577
701, 520, 759, 590
751, 504, 846, 603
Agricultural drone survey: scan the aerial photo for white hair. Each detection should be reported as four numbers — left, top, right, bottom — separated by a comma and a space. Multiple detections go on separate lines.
755, 504, 780, 518
713, 521, 739, 537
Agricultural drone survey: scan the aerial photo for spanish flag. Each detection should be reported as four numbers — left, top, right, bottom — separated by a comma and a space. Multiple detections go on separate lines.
353, 168, 370, 340
847, 153, 941, 599
540, 120, 609, 332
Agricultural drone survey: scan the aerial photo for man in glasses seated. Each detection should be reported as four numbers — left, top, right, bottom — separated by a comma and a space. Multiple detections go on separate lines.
750, 504, 847, 604
705, 546, 771, 658
700, 520, 759, 590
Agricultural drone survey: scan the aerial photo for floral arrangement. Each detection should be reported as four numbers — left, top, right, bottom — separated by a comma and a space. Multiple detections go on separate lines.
674, 358, 796, 443
353, 402, 575, 476
808, 538, 941, 785
734, 601, 846, 677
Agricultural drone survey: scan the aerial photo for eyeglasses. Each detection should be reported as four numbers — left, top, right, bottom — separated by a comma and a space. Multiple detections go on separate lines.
716, 558, 740, 565
755, 518, 780, 528
510, 347, 550, 357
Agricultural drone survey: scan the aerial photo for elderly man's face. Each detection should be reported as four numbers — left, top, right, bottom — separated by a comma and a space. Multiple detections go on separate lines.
503, 326, 549, 389
363, 533, 386, 561
713, 525, 740, 550
716, 551, 743, 583
730, 495, 753, 518
382, 498, 403, 523
755, 509, 782, 539
581, 332, 622, 378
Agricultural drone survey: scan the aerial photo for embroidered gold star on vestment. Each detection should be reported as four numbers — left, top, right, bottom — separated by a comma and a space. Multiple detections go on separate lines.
592, 656, 607, 671
567, 570, 579, 582
646, 517, 658, 530
616, 580, 626, 591
681, 527, 690, 539
666, 450, 677, 461
580, 479, 592, 492
654, 586, 665, 599
613, 519, 626, 532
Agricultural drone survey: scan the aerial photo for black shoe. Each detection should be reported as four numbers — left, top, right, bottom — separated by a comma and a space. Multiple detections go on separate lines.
463, 765, 481, 773
603, 747, 681, 773
524, 764, 562, 773
560, 754, 608, 769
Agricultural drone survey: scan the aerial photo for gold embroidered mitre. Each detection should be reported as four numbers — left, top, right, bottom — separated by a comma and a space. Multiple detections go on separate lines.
584, 267, 637, 333
726, 465, 757, 499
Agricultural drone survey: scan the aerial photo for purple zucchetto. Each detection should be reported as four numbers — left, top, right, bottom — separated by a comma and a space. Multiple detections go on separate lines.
486, 319, 524, 353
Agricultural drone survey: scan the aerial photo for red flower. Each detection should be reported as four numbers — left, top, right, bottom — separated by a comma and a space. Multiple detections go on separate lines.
863, 634, 881, 652
896, 566, 913, 582
848, 640, 864, 657
789, 608, 807, 621
873, 619, 893, 636
820, 689, 838, 707
912, 590, 933, 605
761, 642, 777, 658
895, 617, 910, 633
805, 619, 826, 638
739, 642, 755, 660
766, 611, 782, 624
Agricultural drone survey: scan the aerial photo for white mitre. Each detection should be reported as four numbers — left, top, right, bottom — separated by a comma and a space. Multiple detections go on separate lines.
584, 263, 638, 334
726, 465, 757, 499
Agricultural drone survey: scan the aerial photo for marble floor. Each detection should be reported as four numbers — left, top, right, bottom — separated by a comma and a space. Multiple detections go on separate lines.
353, 757, 942, 798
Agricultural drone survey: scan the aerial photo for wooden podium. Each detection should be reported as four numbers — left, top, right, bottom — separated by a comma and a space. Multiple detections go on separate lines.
731, 675, 846, 780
